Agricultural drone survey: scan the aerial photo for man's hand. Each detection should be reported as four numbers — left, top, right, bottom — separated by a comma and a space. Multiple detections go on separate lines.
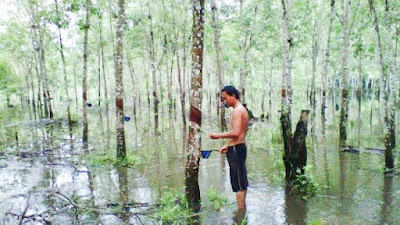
210, 133, 220, 139
220, 145, 228, 154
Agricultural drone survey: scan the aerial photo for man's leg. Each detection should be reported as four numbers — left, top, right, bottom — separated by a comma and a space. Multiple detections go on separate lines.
236, 190, 247, 209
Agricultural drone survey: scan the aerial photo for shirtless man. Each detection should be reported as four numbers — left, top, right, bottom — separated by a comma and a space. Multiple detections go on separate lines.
210, 85, 249, 209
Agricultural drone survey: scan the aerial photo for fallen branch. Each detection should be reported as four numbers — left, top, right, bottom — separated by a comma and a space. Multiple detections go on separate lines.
383, 167, 398, 174
19, 192, 31, 225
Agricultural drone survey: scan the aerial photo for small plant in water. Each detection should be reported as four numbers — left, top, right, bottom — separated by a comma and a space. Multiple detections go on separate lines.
292, 174, 319, 199
206, 187, 228, 211
154, 190, 193, 224
85, 154, 139, 167
309, 218, 324, 225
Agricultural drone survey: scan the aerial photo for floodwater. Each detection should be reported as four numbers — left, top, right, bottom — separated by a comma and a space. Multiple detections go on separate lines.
0, 98, 399, 225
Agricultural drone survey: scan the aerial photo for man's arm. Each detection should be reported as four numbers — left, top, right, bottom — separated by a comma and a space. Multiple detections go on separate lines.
210, 110, 242, 139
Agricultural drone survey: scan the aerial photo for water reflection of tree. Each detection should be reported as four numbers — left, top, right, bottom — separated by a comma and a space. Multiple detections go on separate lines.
284, 185, 307, 225
379, 175, 393, 225
117, 166, 130, 223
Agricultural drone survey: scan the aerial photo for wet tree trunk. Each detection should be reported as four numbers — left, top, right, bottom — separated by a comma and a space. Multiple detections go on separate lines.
186, 0, 204, 211
384, 0, 396, 169
280, 0, 296, 182
339, 0, 351, 147
23, 66, 30, 108
99, 17, 108, 105
97, 50, 101, 106
283, 110, 310, 181
99, 17, 111, 149
107, 0, 116, 54
147, 2, 159, 135
33, 45, 42, 117
238, 1, 256, 104
269, 57, 273, 122
310, 19, 319, 136
321, 0, 335, 135
72, 67, 78, 109
115, 0, 126, 159
261, 64, 266, 120
28, 57, 37, 117
280, 0, 293, 144
368, 0, 393, 168
38, 27, 49, 118
177, 41, 187, 154
356, 36, 362, 147
82, 0, 90, 149
54, 0, 72, 126
239, 0, 246, 103
126, 46, 139, 147
211, 0, 226, 131
28, 5, 41, 117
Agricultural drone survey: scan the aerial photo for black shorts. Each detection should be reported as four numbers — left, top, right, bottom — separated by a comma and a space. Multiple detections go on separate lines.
227, 143, 249, 192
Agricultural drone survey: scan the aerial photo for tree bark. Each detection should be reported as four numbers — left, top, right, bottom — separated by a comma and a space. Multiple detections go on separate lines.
321, 0, 335, 135
54, 0, 72, 126
239, 1, 256, 104
339, 0, 351, 147
310, 18, 319, 136
383, 0, 396, 169
369, 0, 394, 169
73, 66, 78, 109
280, 0, 293, 152
356, 37, 362, 147
147, 2, 159, 135
211, 0, 226, 131
280, 0, 298, 182
126, 43, 139, 147
186, 0, 204, 212
177, 37, 187, 154
115, 0, 126, 159
82, 0, 91, 149
99, 17, 109, 105
269, 57, 273, 122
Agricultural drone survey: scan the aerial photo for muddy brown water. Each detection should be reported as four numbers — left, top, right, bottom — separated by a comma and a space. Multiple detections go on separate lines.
0, 105, 399, 225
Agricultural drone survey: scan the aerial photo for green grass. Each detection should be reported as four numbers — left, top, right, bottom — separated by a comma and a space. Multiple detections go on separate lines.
206, 187, 228, 211
154, 190, 194, 224
308, 218, 324, 225
85, 153, 140, 167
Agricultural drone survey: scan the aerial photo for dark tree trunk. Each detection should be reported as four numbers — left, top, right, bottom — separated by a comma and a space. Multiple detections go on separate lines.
283, 110, 309, 181
280, 0, 309, 182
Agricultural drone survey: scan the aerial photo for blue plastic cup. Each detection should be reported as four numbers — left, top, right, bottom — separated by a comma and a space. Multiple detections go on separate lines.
124, 116, 131, 122
201, 149, 218, 159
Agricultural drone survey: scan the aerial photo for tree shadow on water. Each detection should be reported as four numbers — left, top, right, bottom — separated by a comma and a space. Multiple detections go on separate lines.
284, 184, 308, 225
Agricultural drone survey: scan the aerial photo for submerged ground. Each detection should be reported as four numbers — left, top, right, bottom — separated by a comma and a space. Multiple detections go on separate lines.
1, 98, 399, 224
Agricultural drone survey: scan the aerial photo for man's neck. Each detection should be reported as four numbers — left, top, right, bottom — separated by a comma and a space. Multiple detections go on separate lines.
233, 100, 241, 109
